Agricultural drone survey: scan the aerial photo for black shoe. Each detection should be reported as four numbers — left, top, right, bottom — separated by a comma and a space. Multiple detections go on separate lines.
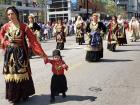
50, 98, 55, 103
62, 93, 66, 98
55, 93, 59, 96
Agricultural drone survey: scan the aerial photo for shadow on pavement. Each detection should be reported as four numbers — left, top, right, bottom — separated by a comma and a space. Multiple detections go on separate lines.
14, 94, 97, 105
101, 59, 133, 62
55, 95, 97, 104
63, 47, 83, 50
115, 49, 140, 52
122, 44, 140, 46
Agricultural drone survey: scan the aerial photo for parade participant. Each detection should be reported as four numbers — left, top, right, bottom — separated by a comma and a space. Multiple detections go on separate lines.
68, 20, 75, 36
107, 16, 119, 51
129, 16, 140, 42
44, 49, 68, 103
0, 6, 48, 103
54, 19, 66, 50
117, 15, 127, 45
43, 21, 53, 40
28, 14, 41, 57
63, 19, 69, 37
124, 20, 129, 31
28, 14, 41, 42
85, 13, 106, 62
75, 16, 86, 45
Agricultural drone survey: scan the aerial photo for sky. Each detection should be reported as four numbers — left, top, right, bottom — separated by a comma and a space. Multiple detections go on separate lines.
71, 0, 77, 3
71, 0, 77, 10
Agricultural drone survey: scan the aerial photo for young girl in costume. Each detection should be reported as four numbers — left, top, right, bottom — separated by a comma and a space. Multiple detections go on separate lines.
44, 49, 68, 103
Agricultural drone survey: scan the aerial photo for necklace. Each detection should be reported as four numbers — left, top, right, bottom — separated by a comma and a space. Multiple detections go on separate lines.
90, 22, 98, 31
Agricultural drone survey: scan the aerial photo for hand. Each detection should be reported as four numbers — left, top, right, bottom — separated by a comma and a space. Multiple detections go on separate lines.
62, 64, 68, 70
42, 53, 48, 64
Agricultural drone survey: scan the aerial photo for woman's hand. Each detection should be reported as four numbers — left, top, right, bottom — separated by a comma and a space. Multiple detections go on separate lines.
41, 53, 48, 64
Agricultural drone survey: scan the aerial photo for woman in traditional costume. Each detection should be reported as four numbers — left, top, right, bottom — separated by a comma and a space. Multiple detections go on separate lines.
27, 14, 41, 58
28, 14, 41, 42
117, 15, 127, 45
107, 16, 119, 51
0, 6, 48, 103
85, 13, 106, 62
129, 16, 140, 42
75, 16, 86, 45
54, 19, 66, 50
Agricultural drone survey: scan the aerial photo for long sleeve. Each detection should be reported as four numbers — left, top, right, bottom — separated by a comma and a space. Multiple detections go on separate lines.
61, 60, 68, 70
99, 22, 107, 33
25, 26, 45, 56
44, 58, 54, 64
0, 24, 10, 49
86, 22, 91, 33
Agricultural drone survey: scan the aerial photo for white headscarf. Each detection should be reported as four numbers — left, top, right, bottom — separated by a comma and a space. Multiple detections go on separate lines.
117, 15, 124, 25
129, 16, 139, 32
75, 16, 84, 26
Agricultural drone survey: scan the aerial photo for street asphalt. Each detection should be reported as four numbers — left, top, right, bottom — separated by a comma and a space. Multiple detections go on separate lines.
0, 35, 140, 105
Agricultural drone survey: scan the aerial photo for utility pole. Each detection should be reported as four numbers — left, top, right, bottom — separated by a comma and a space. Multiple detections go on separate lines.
116, 0, 120, 16
137, 0, 138, 19
86, 0, 89, 20
44, 0, 47, 23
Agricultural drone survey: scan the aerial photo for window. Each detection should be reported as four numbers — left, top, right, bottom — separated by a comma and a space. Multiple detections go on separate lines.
16, 1, 22, 6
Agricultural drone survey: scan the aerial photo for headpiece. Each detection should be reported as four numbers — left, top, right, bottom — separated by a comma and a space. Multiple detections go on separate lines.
53, 49, 61, 57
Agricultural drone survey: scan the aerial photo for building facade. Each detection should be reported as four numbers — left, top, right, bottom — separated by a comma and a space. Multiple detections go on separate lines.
46, 0, 71, 22
0, 0, 42, 23
116, 0, 140, 19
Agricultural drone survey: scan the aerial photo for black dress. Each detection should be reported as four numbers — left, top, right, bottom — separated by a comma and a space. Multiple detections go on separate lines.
75, 22, 86, 45
85, 22, 106, 62
107, 22, 119, 51
117, 23, 127, 45
55, 24, 66, 50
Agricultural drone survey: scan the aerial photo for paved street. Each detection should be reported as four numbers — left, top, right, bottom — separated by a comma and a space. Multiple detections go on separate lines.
0, 36, 140, 105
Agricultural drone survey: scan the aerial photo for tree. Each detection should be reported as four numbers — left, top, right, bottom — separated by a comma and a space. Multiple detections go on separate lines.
105, 0, 127, 17
0, 0, 5, 4
105, 0, 117, 16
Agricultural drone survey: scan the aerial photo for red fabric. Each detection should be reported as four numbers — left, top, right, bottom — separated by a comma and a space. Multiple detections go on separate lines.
0, 23, 10, 49
124, 21, 129, 29
108, 22, 119, 42
45, 59, 68, 75
0, 22, 45, 56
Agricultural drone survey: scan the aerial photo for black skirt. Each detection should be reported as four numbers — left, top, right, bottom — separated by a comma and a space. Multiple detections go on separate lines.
85, 50, 103, 62
56, 42, 64, 50
51, 74, 68, 95
6, 76, 35, 102
3, 41, 35, 103
107, 43, 116, 51
117, 37, 127, 45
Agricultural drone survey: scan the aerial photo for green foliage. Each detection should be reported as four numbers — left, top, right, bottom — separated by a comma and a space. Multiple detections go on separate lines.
0, 9, 8, 23
105, 0, 117, 16
0, 0, 5, 3
93, 0, 126, 16
36, 0, 44, 6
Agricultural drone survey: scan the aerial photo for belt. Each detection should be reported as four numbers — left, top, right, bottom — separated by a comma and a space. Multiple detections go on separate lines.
8, 42, 23, 47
